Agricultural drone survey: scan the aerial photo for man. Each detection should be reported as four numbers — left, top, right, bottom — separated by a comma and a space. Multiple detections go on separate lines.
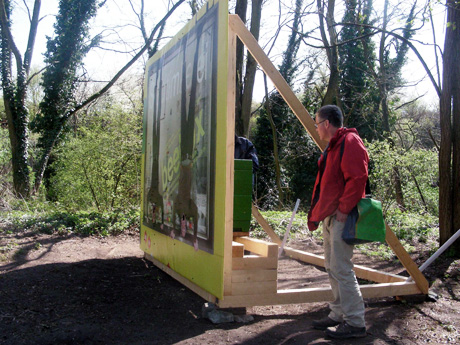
234, 135, 259, 170
234, 135, 259, 181
307, 105, 369, 339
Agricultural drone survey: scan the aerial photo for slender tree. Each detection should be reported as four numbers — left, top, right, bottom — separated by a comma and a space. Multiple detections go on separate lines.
317, 0, 341, 106
0, 0, 41, 197
234, 0, 248, 136
234, 0, 264, 137
338, 0, 379, 141
238, 0, 263, 137
377, 0, 416, 210
439, 0, 460, 252
253, 0, 307, 208
31, 0, 100, 193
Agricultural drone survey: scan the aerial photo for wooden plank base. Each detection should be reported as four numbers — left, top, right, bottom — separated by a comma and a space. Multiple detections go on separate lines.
231, 269, 277, 283
218, 281, 422, 308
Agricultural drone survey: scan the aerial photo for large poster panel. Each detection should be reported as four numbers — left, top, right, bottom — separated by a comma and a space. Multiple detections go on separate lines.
140, 0, 228, 299
143, 4, 218, 253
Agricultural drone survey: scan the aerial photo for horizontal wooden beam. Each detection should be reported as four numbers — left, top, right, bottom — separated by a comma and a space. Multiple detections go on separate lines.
232, 255, 278, 270
218, 287, 332, 308
235, 236, 278, 257
217, 281, 422, 308
354, 265, 406, 283
231, 269, 277, 283
232, 281, 277, 296
283, 247, 324, 267
360, 281, 422, 299
233, 231, 249, 238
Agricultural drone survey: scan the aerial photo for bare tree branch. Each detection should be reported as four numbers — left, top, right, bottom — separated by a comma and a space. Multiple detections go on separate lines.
24, 0, 41, 75
0, 0, 23, 71
300, 17, 442, 98
21, 0, 31, 21
339, 21, 442, 97
67, 0, 185, 118
26, 65, 46, 85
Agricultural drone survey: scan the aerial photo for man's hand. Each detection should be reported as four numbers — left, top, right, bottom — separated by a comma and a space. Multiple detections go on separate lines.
333, 208, 348, 222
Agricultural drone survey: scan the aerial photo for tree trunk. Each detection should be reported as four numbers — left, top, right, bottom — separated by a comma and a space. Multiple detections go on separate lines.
392, 166, 406, 211
439, 0, 460, 253
3, 90, 30, 198
0, 0, 37, 198
234, 0, 248, 136
379, 0, 391, 133
239, 0, 262, 137
378, 0, 405, 210
263, 74, 284, 209
317, 0, 340, 106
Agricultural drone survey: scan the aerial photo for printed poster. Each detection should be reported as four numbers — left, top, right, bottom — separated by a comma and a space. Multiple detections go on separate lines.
142, 4, 218, 254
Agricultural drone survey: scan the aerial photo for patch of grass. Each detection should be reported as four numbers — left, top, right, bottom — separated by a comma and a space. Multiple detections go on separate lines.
356, 242, 395, 261
0, 242, 19, 262
250, 211, 312, 240
385, 208, 438, 244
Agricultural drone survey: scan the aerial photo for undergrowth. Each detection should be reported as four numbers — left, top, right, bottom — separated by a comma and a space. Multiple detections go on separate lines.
2, 208, 140, 237
2, 201, 438, 260
250, 209, 439, 259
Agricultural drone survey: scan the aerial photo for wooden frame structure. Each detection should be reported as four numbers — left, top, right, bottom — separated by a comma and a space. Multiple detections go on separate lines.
144, 12, 429, 309
216, 14, 428, 308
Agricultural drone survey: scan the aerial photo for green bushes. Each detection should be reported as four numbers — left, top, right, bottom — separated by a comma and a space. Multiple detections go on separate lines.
49, 103, 142, 212
366, 140, 438, 216
1, 94, 142, 238
4, 208, 140, 237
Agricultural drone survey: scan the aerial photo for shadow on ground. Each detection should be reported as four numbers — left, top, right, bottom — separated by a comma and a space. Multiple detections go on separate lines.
0, 253, 437, 345
1, 231, 458, 344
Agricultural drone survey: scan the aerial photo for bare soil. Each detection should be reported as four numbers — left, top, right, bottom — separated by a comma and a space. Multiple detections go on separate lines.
1, 228, 459, 345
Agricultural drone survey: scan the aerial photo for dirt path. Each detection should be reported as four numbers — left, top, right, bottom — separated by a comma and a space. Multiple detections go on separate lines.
1, 230, 459, 344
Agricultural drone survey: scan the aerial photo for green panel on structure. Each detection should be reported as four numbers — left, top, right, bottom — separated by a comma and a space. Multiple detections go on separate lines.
233, 159, 253, 232
233, 195, 252, 220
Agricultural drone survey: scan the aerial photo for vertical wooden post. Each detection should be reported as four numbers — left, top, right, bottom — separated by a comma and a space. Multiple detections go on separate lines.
223, 18, 237, 297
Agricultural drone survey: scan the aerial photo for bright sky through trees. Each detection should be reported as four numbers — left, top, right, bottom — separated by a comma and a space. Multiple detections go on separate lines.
11, 0, 445, 105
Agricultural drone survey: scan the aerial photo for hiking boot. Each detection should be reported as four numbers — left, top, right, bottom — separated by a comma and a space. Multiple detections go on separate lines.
325, 321, 366, 339
312, 316, 340, 330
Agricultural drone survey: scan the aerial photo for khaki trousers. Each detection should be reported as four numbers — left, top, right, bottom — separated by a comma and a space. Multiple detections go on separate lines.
323, 215, 365, 328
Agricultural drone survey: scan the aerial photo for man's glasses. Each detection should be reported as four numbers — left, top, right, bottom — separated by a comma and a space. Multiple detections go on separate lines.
314, 118, 327, 128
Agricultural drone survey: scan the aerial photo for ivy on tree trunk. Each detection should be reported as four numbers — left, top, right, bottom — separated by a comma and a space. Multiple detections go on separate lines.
31, 0, 100, 194
0, 0, 41, 198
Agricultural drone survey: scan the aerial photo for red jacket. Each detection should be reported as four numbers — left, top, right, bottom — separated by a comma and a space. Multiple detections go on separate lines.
308, 128, 369, 231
